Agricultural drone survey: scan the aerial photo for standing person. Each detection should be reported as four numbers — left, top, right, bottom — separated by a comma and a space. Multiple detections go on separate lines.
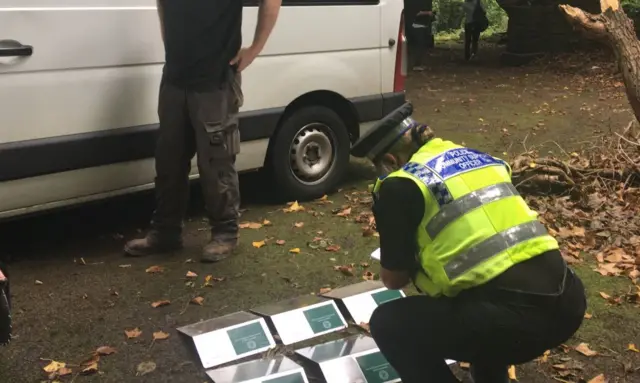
124, 0, 282, 263
462, 0, 488, 61
350, 103, 587, 383
404, 0, 434, 71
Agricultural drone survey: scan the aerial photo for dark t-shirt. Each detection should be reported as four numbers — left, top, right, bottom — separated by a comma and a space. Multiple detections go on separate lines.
374, 177, 567, 294
159, 0, 242, 90
404, 0, 433, 26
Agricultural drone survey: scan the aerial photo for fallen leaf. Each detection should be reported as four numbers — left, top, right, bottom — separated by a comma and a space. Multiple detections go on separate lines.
558, 226, 586, 238
262, 219, 272, 226
294, 222, 304, 228
153, 331, 170, 340
151, 300, 171, 308
575, 343, 597, 356
252, 240, 266, 248
362, 271, 375, 281
587, 374, 606, 383
43, 361, 66, 373
239, 222, 263, 229
125, 328, 142, 339
119, 264, 132, 268
336, 207, 352, 217
145, 265, 164, 274
334, 265, 354, 276
57, 367, 73, 377
508, 365, 517, 380
360, 262, 370, 268
289, 248, 301, 254
186, 271, 198, 278
325, 244, 341, 252
191, 297, 205, 306
584, 313, 592, 319
136, 361, 157, 376
319, 287, 332, 294
627, 343, 639, 352
275, 240, 286, 246
95, 346, 117, 356
283, 201, 304, 213
599, 292, 611, 300
81, 361, 98, 375
35, 280, 43, 285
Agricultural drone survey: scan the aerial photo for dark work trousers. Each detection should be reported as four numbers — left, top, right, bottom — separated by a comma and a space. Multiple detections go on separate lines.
151, 69, 242, 239
409, 25, 429, 67
369, 268, 587, 383
464, 22, 481, 60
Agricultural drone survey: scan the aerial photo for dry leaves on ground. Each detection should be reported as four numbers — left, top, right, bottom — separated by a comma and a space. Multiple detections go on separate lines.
145, 265, 164, 274
151, 300, 171, 308
125, 328, 142, 339
239, 221, 263, 229
575, 343, 598, 357
252, 240, 266, 248
153, 331, 170, 340
191, 296, 205, 306
283, 201, 305, 213
289, 248, 301, 254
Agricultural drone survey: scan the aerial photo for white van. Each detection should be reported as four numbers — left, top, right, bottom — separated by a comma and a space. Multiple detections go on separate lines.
0, 0, 406, 221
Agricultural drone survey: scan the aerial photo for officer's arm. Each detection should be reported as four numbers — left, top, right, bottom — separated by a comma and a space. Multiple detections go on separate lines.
374, 178, 423, 290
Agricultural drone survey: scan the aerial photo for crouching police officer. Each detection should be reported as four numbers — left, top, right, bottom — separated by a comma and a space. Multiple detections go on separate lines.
351, 103, 587, 383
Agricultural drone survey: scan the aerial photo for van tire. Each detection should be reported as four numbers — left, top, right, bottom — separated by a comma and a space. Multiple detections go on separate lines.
269, 106, 350, 201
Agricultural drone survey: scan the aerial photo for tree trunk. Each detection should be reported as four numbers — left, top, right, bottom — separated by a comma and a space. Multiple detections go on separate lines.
559, 0, 640, 122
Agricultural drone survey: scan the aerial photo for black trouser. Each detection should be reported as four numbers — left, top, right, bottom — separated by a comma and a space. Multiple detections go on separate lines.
408, 25, 429, 67
369, 267, 586, 383
464, 22, 481, 60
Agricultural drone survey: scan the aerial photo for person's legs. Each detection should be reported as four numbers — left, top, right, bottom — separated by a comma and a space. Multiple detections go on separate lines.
411, 25, 426, 70
188, 70, 242, 262
472, 26, 481, 56
125, 80, 195, 256
464, 23, 473, 61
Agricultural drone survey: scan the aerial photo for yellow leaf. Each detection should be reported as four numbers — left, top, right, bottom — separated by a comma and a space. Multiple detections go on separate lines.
81, 361, 98, 375
125, 328, 142, 339
283, 201, 304, 213
319, 195, 328, 201
153, 331, 170, 340
584, 312, 592, 319
186, 271, 198, 278
508, 365, 517, 381
587, 374, 606, 383
239, 222, 263, 229
57, 367, 73, 376
252, 240, 266, 248
529, 162, 536, 168
262, 219, 272, 226
294, 222, 304, 228
191, 296, 205, 306
575, 342, 597, 356
43, 361, 66, 373
628, 343, 639, 352
151, 300, 171, 308
289, 248, 301, 254
145, 265, 164, 274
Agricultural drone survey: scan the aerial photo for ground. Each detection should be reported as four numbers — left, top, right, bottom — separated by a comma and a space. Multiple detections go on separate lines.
1, 43, 639, 383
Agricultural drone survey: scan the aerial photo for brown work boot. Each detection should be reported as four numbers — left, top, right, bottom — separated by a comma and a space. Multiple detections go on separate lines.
201, 236, 239, 263
124, 230, 183, 257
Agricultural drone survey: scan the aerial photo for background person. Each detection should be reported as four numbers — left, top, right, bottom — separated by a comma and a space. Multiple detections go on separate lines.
350, 103, 587, 383
124, 0, 282, 263
405, 0, 434, 71
463, 0, 488, 61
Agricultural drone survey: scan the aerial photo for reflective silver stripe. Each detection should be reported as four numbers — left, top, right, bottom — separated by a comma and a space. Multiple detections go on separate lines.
426, 182, 519, 238
443, 220, 548, 280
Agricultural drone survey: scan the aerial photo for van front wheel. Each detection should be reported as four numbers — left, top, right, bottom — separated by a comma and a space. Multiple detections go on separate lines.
269, 106, 350, 201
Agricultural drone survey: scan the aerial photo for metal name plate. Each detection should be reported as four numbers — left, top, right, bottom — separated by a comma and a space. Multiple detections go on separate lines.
206, 355, 309, 383
295, 334, 456, 383
251, 295, 347, 345
177, 311, 276, 369
321, 281, 406, 325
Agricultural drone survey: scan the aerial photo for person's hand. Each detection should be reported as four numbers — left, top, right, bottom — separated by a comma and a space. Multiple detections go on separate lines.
230, 46, 260, 72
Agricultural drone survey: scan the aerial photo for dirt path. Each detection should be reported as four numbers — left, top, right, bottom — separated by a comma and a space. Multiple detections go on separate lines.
0, 44, 638, 383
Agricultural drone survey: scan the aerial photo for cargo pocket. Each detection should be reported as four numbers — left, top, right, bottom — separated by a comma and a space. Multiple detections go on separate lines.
204, 115, 241, 159
229, 66, 243, 110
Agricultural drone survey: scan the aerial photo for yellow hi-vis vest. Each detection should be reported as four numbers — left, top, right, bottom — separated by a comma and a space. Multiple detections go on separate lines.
372, 138, 559, 297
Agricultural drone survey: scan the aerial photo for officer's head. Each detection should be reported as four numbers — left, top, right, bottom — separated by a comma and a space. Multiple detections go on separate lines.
351, 102, 434, 177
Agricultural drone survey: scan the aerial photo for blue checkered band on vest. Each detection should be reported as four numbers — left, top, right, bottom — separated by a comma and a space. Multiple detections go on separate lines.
402, 162, 454, 206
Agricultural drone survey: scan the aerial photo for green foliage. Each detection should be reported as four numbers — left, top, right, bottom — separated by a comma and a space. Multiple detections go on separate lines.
432, 0, 508, 40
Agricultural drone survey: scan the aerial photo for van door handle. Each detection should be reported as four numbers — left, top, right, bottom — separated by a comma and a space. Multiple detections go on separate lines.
0, 40, 33, 57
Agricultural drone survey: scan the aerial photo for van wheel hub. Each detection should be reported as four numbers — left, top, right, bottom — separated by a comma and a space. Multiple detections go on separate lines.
290, 123, 336, 185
